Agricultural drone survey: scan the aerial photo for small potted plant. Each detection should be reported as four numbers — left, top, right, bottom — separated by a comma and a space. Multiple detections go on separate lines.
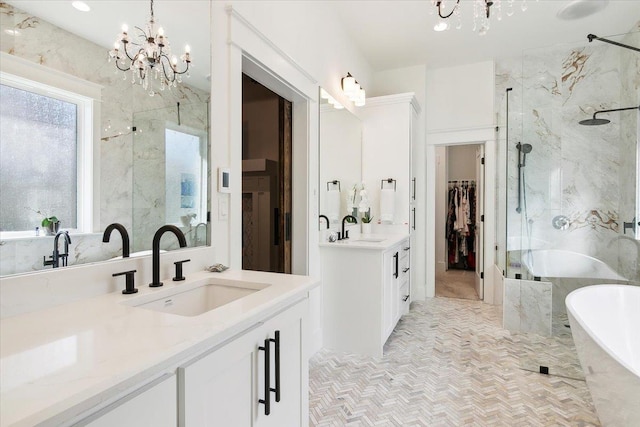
29, 208, 60, 236
361, 210, 373, 234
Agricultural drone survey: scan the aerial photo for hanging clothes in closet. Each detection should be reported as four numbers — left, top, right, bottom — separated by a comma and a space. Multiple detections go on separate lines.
446, 181, 476, 270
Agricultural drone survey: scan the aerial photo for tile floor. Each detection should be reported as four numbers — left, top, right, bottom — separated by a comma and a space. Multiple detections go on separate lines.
309, 297, 599, 426
435, 269, 479, 301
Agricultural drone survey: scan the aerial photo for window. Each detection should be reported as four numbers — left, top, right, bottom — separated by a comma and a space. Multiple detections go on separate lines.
0, 71, 94, 237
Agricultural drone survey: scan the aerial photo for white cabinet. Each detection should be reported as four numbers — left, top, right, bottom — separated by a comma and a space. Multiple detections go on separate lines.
321, 237, 410, 358
75, 375, 177, 427
179, 299, 307, 427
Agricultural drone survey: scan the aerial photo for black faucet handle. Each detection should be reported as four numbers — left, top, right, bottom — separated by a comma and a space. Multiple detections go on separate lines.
43, 255, 55, 267
345, 230, 349, 239
173, 259, 191, 281
113, 269, 138, 294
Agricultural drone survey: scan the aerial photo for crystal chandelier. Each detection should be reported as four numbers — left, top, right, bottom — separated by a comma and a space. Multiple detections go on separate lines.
109, 0, 192, 96
432, 0, 532, 35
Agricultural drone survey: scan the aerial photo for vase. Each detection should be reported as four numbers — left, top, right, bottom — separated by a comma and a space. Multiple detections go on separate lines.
44, 221, 60, 236
362, 223, 372, 234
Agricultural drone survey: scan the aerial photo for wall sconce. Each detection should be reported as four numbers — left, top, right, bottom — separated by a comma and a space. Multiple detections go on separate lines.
341, 72, 366, 107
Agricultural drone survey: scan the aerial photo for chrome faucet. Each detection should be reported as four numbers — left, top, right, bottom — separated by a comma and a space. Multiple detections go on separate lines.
102, 223, 130, 257
194, 222, 207, 246
339, 215, 358, 240
149, 225, 187, 287
319, 215, 330, 230
44, 231, 71, 268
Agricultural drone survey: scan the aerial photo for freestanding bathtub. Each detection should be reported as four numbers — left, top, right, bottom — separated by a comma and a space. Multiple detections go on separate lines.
566, 285, 640, 426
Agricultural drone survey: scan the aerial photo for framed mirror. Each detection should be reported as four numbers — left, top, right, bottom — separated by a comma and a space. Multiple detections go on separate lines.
318, 90, 362, 229
0, 1, 211, 276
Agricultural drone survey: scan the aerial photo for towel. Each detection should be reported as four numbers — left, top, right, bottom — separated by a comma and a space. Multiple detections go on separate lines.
326, 189, 341, 222
380, 189, 395, 222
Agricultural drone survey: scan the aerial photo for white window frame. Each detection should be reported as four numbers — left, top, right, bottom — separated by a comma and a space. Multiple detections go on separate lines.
0, 52, 102, 239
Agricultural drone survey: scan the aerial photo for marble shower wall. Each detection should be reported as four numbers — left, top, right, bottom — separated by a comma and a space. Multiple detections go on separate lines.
0, 3, 209, 275
496, 26, 640, 289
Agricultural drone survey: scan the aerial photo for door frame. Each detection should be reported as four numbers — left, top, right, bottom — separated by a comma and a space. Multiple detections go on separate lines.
425, 128, 497, 304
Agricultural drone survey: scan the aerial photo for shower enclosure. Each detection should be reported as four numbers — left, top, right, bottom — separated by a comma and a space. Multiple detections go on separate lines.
497, 28, 639, 379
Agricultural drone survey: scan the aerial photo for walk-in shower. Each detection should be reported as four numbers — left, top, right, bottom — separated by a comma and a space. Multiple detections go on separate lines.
578, 105, 640, 125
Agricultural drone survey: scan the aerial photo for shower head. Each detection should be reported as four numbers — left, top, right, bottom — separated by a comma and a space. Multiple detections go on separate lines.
521, 143, 533, 154
579, 105, 640, 126
579, 117, 610, 126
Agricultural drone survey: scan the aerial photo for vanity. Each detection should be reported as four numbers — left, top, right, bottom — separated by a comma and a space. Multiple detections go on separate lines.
0, 269, 319, 427
320, 234, 410, 358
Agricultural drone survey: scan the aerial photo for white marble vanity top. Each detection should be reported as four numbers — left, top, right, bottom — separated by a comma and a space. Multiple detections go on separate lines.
0, 269, 319, 427
319, 233, 409, 250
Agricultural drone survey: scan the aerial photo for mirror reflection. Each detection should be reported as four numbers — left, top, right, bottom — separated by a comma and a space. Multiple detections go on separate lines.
0, 1, 211, 276
319, 93, 362, 228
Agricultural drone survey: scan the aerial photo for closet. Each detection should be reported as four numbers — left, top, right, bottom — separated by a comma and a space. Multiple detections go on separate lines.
446, 180, 476, 270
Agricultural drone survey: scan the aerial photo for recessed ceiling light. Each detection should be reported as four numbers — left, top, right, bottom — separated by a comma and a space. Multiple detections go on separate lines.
434, 21, 449, 32
557, 0, 608, 20
71, 1, 91, 12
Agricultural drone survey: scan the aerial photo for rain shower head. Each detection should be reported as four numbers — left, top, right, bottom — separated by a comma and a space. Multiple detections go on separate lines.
579, 105, 640, 126
579, 117, 610, 126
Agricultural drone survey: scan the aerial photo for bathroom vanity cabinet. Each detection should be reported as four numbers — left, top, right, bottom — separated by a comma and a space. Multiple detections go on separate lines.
179, 299, 306, 427
0, 270, 317, 427
320, 235, 410, 358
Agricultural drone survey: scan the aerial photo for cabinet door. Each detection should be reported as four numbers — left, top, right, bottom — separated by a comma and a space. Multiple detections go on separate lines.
179, 327, 259, 427
255, 300, 306, 427
78, 374, 176, 427
382, 248, 398, 341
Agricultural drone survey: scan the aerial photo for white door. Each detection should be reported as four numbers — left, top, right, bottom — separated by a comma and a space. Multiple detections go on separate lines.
475, 145, 485, 300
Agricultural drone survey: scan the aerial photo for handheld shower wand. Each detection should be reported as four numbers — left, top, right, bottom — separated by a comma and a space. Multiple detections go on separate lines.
516, 143, 533, 213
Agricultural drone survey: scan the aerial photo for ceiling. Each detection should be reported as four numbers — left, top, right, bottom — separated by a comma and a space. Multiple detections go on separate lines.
334, 0, 640, 70
5, 0, 640, 86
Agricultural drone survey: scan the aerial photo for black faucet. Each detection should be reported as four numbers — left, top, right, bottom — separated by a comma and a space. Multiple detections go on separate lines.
319, 215, 330, 230
44, 231, 71, 268
149, 225, 187, 288
102, 223, 130, 258
340, 215, 358, 240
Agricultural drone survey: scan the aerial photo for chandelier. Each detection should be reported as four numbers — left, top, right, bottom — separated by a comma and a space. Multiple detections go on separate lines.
432, 0, 531, 34
109, 0, 192, 96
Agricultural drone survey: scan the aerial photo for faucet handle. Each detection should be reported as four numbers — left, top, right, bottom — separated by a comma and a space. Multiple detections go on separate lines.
113, 269, 138, 294
173, 259, 191, 281
43, 255, 55, 267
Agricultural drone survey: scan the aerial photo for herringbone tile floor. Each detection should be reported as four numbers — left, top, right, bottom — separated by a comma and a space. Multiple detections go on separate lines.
309, 297, 599, 426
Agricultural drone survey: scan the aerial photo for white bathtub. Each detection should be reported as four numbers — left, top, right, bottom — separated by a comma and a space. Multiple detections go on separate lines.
523, 249, 627, 281
566, 285, 640, 426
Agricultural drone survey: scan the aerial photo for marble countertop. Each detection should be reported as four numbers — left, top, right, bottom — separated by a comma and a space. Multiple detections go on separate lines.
0, 269, 319, 427
319, 233, 410, 250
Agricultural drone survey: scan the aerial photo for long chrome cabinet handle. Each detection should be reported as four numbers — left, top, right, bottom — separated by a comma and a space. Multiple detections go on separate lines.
258, 338, 271, 415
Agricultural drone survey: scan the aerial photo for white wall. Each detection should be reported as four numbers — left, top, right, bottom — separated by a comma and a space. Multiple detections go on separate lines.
448, 145, 478, 181
426, 61, 494, 132
435, 146, 447, 274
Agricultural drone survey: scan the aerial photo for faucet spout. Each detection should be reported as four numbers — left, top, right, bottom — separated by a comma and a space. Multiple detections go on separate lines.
150, 225, 187, 287
103, 223, 130, 257
319, 215, 330, 230
340, 215, 358, 240
52, 231, 71, 268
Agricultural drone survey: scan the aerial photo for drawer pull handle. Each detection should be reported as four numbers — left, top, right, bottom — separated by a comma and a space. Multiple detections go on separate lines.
403, 295, 410, 302
403, 246, 410, 251
270, 330, 281, 403
403, 267, 410, 273
393, 252, 399, 279
258, 338, 271, 415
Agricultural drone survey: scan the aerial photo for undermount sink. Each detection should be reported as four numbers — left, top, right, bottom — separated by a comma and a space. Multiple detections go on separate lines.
343, 237, 386, 243
124, 279, 270, 317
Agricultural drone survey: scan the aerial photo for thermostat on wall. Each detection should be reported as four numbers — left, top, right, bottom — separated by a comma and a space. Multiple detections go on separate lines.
218, 167, 231, 193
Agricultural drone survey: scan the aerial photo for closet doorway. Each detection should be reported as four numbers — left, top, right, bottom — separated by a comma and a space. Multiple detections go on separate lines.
241, 74, 292, 273
435, 143, 485, 300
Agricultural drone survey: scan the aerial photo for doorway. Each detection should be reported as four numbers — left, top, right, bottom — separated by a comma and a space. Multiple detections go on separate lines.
241, 74, 292, 273
435, 143, 485, 300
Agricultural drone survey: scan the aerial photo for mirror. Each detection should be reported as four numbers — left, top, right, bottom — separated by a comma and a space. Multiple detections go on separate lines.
319, 92, 362, 229
0, 1, 211, 276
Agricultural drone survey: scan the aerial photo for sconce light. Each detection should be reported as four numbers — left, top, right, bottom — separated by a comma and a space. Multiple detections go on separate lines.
341, 72, 366, 107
